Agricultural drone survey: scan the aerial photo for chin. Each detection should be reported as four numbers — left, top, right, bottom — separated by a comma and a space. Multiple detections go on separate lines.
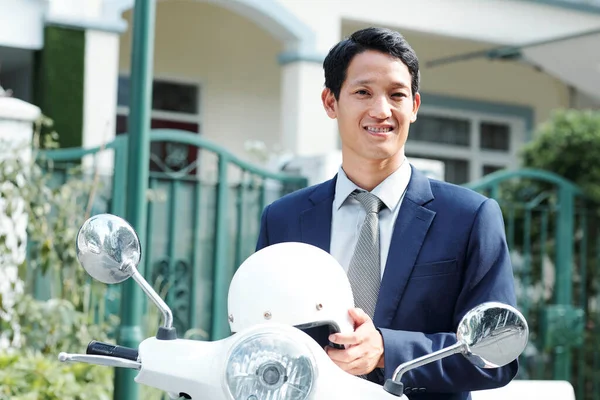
361, 149, 397, 162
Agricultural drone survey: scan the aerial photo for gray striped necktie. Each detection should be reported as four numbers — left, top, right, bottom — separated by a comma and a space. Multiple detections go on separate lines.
347, 190, 385, 319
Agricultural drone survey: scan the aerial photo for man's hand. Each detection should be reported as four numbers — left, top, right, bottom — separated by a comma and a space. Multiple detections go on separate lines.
325, 308, 384, 376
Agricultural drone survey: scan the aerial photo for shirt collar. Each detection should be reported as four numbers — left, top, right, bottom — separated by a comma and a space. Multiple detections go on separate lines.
334, 159, 412, 212
334, 168, 360, 210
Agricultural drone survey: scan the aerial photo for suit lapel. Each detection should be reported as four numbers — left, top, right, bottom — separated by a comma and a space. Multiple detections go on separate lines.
373, 167, 436, 328
300, 177, 336, 253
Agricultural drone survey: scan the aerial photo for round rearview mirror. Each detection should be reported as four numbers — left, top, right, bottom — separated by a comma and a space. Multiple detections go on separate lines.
76, 214, 141, 284
457, 302, 529, 368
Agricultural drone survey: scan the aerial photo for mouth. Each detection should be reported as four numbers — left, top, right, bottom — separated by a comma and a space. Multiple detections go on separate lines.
363, 126, 394, 137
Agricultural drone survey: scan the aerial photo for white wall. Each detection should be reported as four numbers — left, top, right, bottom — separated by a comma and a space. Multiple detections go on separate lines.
119, 1, 284, 164
272, 0, 342, 54
0, 0, 45, 49
117, 0, 581, 166
48, 0, 103, 19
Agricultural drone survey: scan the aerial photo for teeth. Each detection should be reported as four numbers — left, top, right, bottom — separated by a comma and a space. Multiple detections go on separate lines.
366, 127, 392, 133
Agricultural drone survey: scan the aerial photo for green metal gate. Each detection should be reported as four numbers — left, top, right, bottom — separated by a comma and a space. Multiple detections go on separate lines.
35, 129, 307, 341
466, 169, 600, 400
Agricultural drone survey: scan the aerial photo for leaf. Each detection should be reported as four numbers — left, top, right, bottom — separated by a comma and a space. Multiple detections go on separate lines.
0, 350, 113, 399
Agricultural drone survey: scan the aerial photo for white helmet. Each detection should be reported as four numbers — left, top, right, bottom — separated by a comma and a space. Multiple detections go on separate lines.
227, 242, 355, 340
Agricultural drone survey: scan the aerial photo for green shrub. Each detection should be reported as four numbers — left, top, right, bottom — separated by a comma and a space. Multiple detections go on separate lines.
0, 350, 113, 400
521, 109, 600, 203
0, 117, 115, 399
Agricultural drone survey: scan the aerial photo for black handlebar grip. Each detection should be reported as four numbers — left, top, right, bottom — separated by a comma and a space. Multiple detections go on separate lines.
87, 340, 139, 361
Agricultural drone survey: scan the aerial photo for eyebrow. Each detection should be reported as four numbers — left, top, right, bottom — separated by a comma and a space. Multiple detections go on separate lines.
351, 79, 410, 89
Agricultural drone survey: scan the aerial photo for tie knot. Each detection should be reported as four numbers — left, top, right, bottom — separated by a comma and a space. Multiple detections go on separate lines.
352, 191, 385, 214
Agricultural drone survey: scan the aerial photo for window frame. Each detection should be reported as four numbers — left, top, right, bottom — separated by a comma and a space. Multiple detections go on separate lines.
115, 74, 204, 174
116, 74, 203, 131
406, 104, 526, 183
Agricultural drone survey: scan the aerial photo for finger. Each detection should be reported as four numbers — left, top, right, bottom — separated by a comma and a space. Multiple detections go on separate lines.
327, 351, 365, 374
336, 356, 369, 376
326, 348, 352, 372
328, 332, 361, 346
326, 346, 363, 364
348, 308, 371, 326
348, 365, 371, 376
330, 358, 357, 374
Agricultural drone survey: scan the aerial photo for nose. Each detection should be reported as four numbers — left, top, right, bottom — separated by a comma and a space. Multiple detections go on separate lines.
369, 95, 392, 119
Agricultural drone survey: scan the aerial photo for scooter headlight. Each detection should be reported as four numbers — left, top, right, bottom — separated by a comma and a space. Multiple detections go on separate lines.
225, 331, 315, 400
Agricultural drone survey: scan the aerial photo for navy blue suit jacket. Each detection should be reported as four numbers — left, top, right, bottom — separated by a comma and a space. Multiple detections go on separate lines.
256, 166, 518, 400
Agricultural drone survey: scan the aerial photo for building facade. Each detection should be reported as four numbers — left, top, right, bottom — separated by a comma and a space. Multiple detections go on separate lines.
2, 0, 600, 184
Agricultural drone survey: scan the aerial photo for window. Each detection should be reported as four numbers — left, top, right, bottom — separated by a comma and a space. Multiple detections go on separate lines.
410, 115, 470, 147
152, 80, 199, 114
405, 108, 524, 184
117, 76, 200, 114
407, 154, 469, 184
482, 165, 504, 176
116, 76, 201, 172
480, 122, 510, 151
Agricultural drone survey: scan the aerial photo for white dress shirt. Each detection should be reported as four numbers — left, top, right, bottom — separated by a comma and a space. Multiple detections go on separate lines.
330, 160, 412, 278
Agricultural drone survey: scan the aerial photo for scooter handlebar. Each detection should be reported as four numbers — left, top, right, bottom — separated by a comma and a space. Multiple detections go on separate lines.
86, 340, 139, 362
58, 352, 142, 370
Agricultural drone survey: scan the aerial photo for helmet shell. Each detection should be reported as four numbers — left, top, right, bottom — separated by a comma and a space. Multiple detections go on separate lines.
227, 242, 355, 334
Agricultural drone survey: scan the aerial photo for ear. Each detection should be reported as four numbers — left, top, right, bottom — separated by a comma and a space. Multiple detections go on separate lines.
410, 92, 421, 123
321, 88, 338, 119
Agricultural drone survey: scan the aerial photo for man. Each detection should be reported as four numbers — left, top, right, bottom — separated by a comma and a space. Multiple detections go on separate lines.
256, 27, 518, 400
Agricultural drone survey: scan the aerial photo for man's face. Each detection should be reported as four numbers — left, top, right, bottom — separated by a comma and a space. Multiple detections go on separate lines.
322, 50, 420, 165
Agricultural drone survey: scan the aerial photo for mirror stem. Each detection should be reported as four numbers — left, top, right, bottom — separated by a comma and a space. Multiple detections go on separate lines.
130, 267, 174, 329
392, 341, 465, 382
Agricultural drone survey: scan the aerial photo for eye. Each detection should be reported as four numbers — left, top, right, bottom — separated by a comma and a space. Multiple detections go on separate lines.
392, 93, 407, 98
355, 90, 369, 96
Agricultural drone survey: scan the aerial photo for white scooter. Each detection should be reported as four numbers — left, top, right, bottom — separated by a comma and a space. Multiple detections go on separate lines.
58, 214, 529, 399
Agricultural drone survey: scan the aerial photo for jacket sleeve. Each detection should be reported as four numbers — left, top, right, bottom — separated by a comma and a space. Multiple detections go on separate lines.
377, 198, 519, 393
256, 204, 271, 251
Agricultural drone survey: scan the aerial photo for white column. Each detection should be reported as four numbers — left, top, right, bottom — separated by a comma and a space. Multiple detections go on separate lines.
82, 29, 120, 173
279, 15, 342, 157
280, 61, 338, 156
45, 0, 125, 173
0, 95, 41, 313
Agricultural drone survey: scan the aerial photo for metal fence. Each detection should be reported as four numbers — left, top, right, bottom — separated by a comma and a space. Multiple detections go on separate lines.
466, 169, 600, 400
33, 129, 307, 341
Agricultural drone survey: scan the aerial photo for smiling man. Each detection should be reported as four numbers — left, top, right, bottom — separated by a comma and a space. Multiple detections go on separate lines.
256, 27, 518, 400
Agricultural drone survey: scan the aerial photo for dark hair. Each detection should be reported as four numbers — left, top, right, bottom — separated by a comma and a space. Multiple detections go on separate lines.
323, 27, 420, 100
